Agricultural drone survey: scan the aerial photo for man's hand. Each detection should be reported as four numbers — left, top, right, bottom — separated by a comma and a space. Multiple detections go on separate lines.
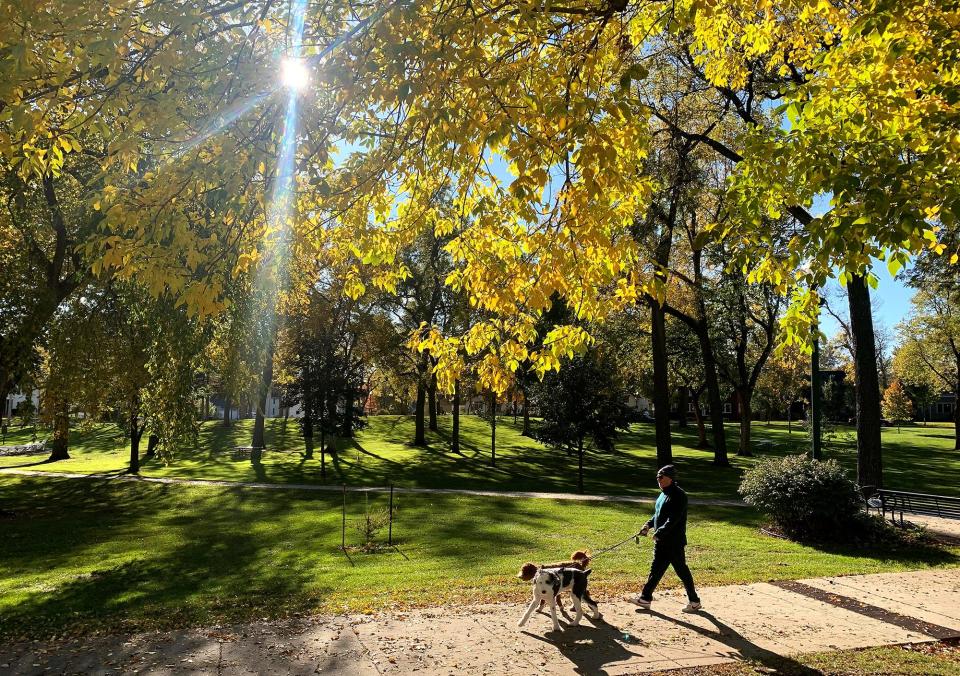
639, 526, 649, 537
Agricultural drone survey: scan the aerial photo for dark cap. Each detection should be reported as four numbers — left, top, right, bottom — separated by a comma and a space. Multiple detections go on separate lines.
657, 464, 677, 479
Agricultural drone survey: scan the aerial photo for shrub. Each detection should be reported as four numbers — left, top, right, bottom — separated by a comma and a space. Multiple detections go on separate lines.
738, 455, 863, 541
353, 507, 390, 551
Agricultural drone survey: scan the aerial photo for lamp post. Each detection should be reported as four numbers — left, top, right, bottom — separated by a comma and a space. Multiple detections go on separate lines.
810, 320, 823, 460
801, 261, 823, 460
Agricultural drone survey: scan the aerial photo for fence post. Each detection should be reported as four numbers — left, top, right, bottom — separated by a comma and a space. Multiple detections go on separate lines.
341, 484, 346, 550
389, 483, 394, 546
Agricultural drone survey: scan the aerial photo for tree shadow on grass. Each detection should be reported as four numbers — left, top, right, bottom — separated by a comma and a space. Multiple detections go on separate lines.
0, 477, 343, 640
788, 536, 960, 568
391, 494, 551, 564
1, 456, 61, 469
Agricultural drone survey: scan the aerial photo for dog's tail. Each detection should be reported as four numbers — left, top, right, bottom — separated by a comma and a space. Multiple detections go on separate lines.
517, 562, 538, 580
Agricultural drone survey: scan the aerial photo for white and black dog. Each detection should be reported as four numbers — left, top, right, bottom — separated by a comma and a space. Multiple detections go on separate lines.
518, 566, 600, 631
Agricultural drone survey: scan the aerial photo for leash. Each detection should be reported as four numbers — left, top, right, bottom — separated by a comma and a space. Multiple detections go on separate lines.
586, 530, 645, 562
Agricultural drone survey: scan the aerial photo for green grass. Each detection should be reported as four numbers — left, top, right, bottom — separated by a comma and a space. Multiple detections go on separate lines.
2, 417, 959, 501
683, 641, 960, 675
0, 475, 957, 641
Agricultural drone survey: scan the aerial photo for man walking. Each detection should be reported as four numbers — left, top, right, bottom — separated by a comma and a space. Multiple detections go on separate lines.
629, 464, 701, 612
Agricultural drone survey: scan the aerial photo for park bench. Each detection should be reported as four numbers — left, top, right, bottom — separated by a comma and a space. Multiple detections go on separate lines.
231, 446, 264, 463
867, 489, 960, 525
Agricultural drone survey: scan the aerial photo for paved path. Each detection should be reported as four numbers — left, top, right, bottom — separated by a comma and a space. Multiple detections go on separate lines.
2, 569, 958, 675
0, 468, 747, 507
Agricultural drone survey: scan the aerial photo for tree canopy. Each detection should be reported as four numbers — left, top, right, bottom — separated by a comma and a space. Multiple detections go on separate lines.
2, 0, 956, 403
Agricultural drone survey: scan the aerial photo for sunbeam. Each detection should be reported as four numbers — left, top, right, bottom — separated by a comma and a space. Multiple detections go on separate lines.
248, 0, 310, 447
176, 93, 269, 156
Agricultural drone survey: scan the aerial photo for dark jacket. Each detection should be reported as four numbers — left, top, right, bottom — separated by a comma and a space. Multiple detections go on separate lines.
644, 483, 688, 546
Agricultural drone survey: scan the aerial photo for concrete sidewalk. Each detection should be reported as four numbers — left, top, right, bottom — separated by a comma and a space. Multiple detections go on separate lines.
2, 569, 958, 675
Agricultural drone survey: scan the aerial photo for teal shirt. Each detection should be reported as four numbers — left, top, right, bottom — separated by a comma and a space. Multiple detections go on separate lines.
645, 483, 689, 545
652, 492, 667, 529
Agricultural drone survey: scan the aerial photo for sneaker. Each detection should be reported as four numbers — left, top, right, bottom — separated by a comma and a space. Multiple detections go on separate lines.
627, 595, 651, 608
682, 602, 702, 613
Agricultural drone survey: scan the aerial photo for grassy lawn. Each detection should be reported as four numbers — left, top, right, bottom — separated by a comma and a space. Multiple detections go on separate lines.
682, 641, 960, 675
2, 416, 958, 501
0, 475, 957, 642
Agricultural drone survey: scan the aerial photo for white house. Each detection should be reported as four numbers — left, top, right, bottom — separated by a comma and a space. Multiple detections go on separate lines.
3, 389, 41, 420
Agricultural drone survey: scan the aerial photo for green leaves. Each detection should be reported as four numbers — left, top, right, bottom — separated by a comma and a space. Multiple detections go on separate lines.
619, 63, 648, 91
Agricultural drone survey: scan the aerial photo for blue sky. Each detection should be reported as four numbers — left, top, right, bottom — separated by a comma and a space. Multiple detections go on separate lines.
819, 266, 915, 341
810, 194, 915, 341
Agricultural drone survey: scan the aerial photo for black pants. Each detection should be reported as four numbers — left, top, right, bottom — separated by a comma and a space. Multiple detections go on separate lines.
641, 541, 699, 603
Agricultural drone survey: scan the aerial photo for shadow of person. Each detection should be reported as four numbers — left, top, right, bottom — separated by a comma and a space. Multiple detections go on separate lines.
521, 616, 647, 676
645, 609, 820, 675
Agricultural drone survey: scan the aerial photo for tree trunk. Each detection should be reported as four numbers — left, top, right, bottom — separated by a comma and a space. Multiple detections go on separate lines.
49, 395, 69, 461
326, 395, 338, 456
320, 425, 326, 477
848, 274, 883, 490
691, 390, 708, 448
787, 404, 792, 434
414, 381, 427, 446
223, 395, 231, 427
490, 391, 496, 467
303, 415, 314, 459
145, 434, 159, 459
252, 339, 274, 449
522, 393, 532, 437
677, 387, 689, 429
0, 383, 10, 437
129, 423, 142, 474
341, 385, 354, 438
428, 375, 438, 432
954, 364, 960, 450
737, 389, 752, 457
698, 330, 729, 466
650, 298, 673, 467
452, 380, 461, 453
577, 437, 584, 494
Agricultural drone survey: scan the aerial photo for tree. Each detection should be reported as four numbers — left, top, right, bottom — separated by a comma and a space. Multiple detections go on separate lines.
664, 317, 709, 448
531, 348, 634, 493
35, 282, 204, 469
280, 279, 372, 476
6, 0, 953, 489
894, 288, 960, 449
755, 342, 807, 433
378, 226, 457, 446
712, 272, 784, 456
882, 381, 914, 432
1, 1, 308, 405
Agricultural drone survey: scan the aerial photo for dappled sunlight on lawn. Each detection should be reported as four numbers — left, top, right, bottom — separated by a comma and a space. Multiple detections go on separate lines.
0, 476, 956, 642
2, 418, 958, 501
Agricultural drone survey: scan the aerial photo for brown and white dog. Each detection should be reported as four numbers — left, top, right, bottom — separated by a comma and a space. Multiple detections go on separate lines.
516, 551, 592, 621
517, 565, 600, 631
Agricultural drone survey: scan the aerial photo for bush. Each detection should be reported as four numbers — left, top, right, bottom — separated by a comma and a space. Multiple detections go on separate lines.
739, 455, 863, 542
